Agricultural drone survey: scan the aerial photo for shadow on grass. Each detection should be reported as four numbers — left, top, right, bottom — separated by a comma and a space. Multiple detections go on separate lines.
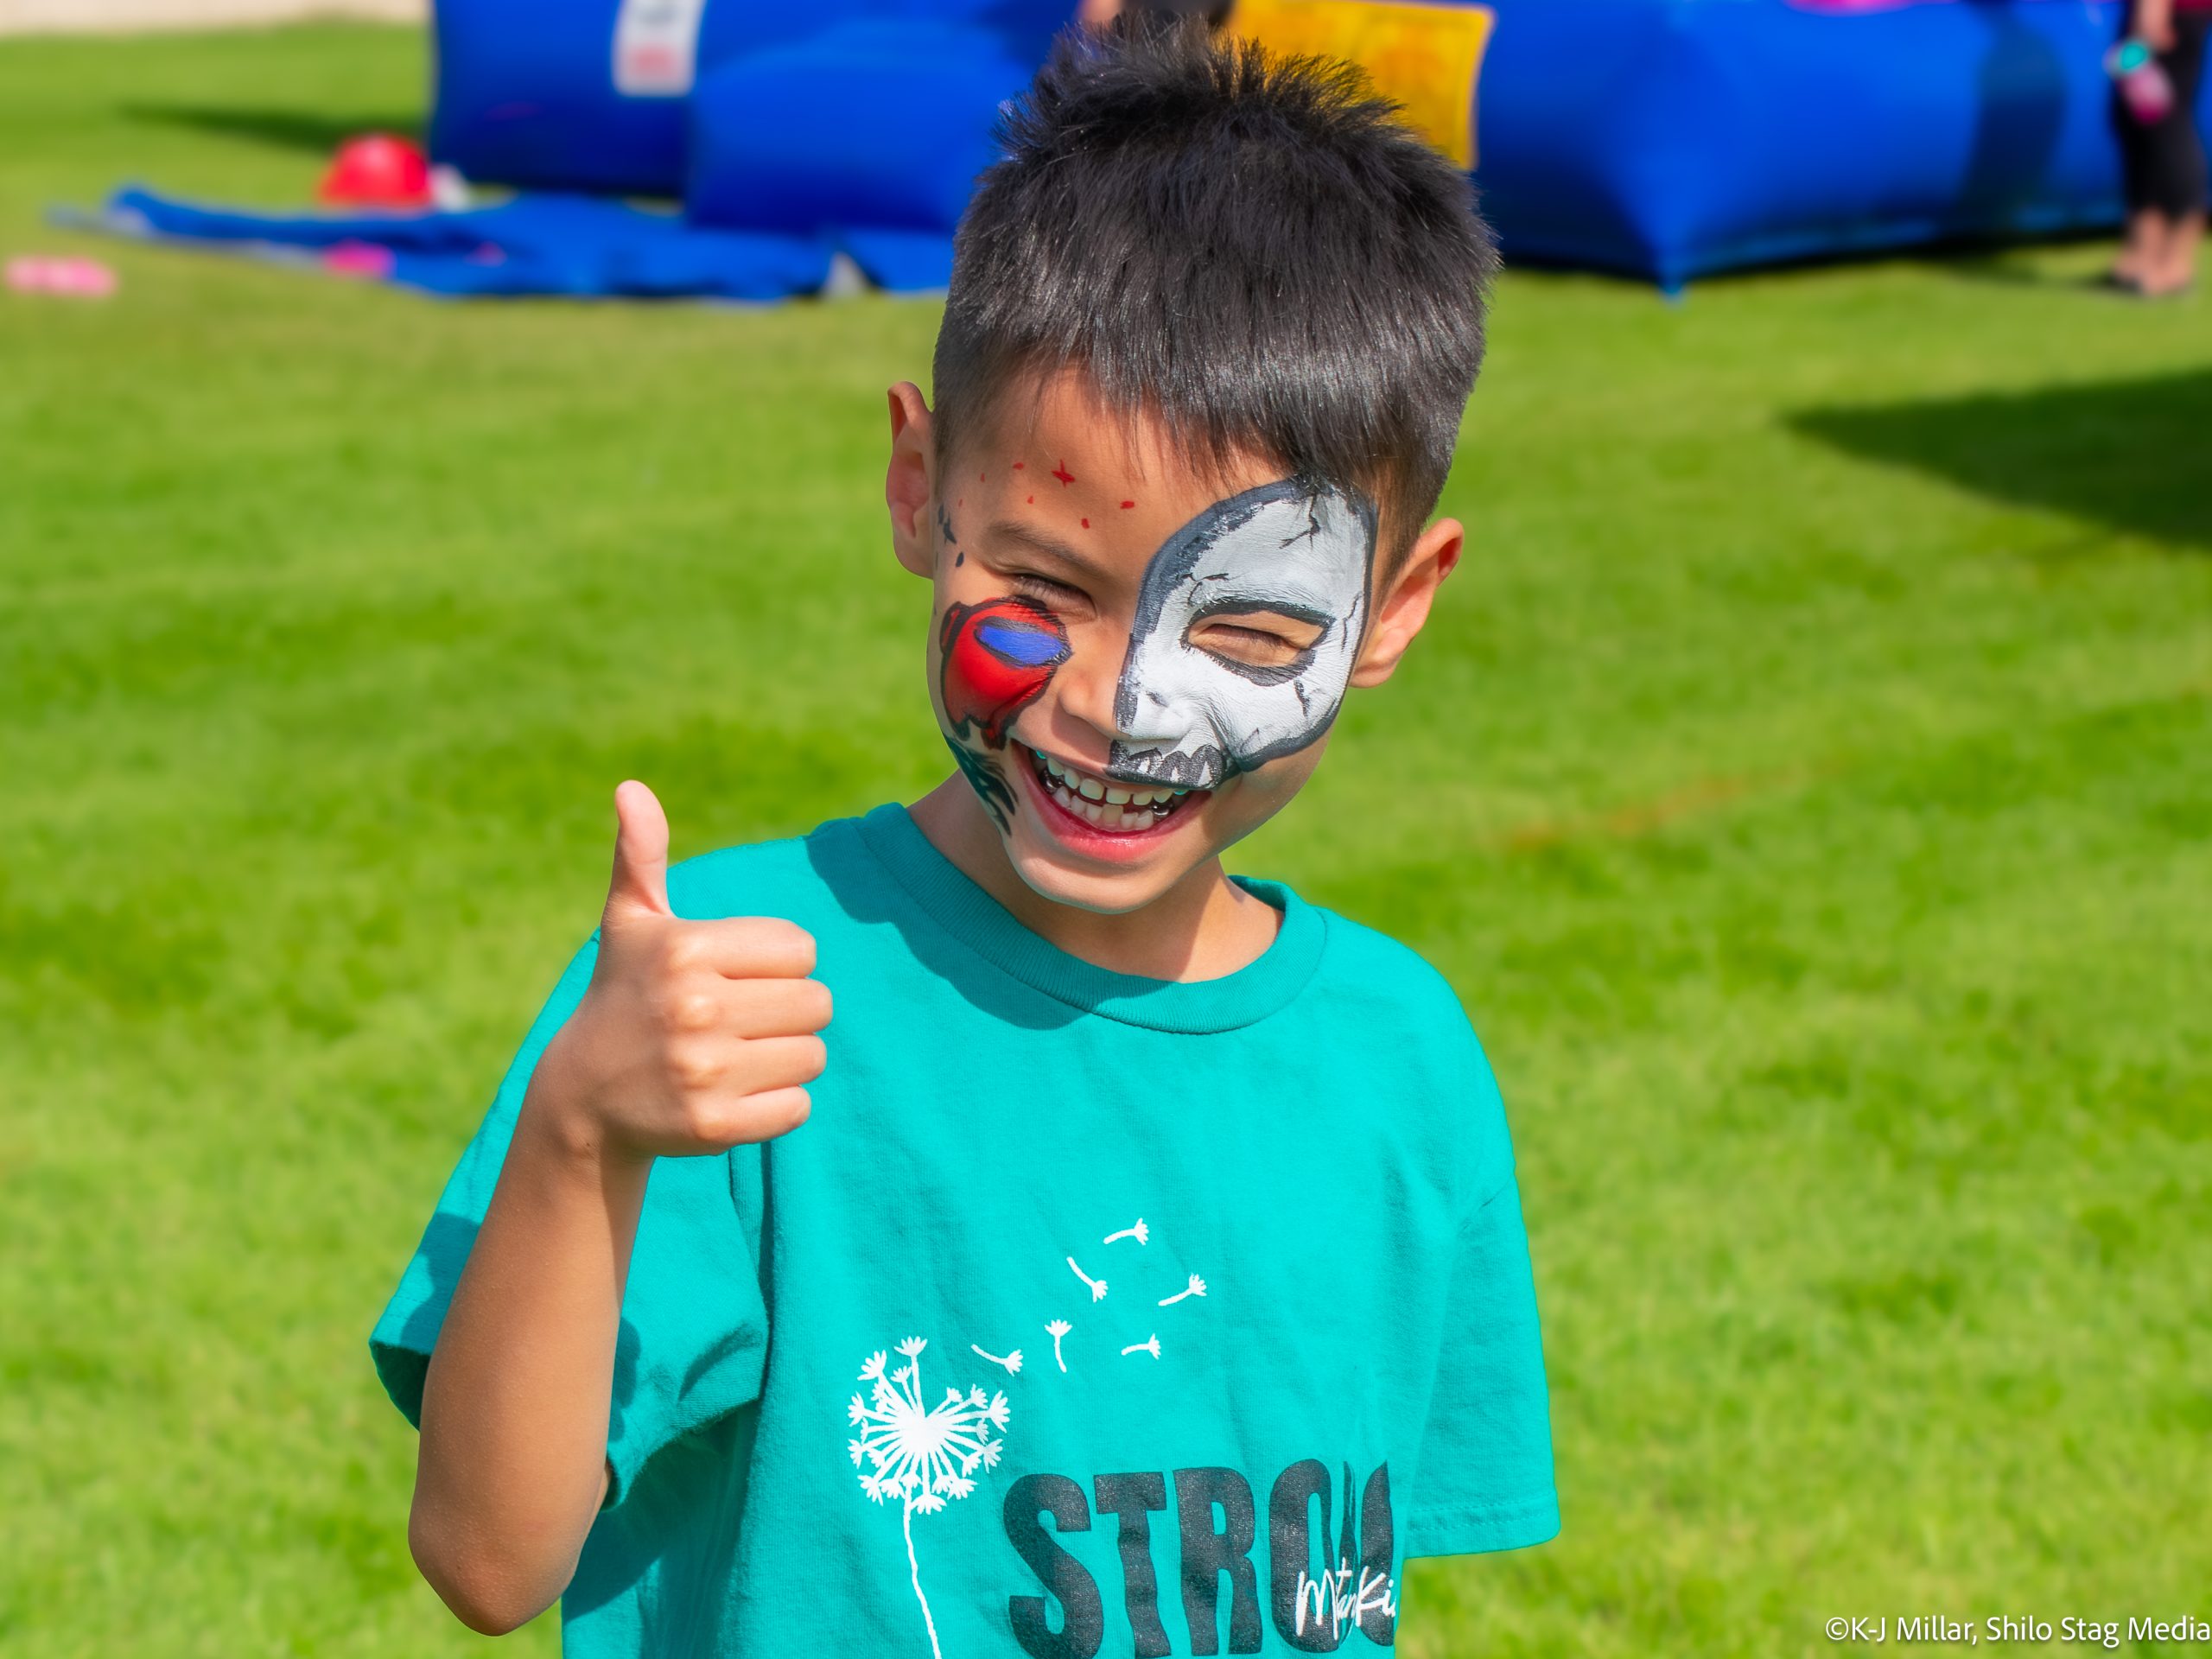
1790, 366, 2212, 552
1909, 251, 2124, 292
122, 101, 421, 156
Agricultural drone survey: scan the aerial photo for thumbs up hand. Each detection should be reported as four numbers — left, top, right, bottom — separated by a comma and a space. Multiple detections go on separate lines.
530, 781, 829, 1162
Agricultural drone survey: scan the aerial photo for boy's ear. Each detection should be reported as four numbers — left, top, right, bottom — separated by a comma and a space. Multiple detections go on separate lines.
885, 381, 938, 580
1351, 517, 1464, 688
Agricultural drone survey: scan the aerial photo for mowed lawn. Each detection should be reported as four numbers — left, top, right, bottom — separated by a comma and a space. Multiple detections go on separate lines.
3, 23, 2209, 1658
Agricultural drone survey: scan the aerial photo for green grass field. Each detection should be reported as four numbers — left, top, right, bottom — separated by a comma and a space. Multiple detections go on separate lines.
3, 22, 2209, 1657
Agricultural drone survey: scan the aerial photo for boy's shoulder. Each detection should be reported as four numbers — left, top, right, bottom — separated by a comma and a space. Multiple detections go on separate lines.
1299, 893, 1480, 1037
1293, 896, 1516, 1198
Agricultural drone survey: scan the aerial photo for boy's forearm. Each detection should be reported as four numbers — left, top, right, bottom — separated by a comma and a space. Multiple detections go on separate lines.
410, 1054, 650, 1634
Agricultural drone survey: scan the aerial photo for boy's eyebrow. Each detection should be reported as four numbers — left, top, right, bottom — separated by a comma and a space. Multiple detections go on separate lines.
980, 520, 1117, 584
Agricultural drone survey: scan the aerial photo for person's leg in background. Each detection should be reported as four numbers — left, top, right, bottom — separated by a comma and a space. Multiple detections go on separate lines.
2114, 0, 2164, 289
2140, 16, 2209, 294
2115, 0, 2209, 296
2113, 88, 2163, 288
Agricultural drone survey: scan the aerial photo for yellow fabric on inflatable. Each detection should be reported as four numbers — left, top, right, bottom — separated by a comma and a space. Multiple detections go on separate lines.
1234, 0, 1494, 167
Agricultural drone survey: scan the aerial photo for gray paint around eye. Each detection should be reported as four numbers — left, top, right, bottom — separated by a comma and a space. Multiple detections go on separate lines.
1107, 477, 1378, 791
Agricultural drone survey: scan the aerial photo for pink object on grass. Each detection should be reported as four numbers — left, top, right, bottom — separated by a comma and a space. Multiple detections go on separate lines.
6, 255, 118, 297
321, 241, 397, 280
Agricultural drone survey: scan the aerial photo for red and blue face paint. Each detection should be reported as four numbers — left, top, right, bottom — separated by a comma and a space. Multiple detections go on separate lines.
938, 596, 1071, 826
940, 597, 1071, 747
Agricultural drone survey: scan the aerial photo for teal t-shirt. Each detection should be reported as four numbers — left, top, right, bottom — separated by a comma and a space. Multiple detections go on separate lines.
372, 804, 1557, 1657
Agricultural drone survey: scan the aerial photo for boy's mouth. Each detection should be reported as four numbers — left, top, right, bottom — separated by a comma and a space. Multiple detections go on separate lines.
1020, 744, 1202, 836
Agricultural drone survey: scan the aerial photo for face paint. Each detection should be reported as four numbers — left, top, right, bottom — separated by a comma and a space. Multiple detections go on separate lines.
938, 596, 1072, 825
1107, 479, 1376, 791
941, 597, 1071, 746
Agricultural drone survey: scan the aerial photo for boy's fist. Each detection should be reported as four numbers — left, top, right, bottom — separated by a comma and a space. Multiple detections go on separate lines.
530, 781, 829, 1161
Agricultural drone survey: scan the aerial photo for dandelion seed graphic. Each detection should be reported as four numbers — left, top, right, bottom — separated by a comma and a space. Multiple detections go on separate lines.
1103, 1218, 1148, 1246
847, 1338, 1011, 1659
969, 1343, 1022, 1376
1158, 1274, 1207, 1306
1045, 1319, 1071, 1372
1121, 1333, 1161, 1359
1066, 1255, 1108, 1301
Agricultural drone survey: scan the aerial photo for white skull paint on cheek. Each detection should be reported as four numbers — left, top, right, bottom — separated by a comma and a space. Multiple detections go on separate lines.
1107, 478, 1378, 791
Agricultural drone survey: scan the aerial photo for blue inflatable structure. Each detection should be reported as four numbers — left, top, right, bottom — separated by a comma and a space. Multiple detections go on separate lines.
420, 0, 1061, 289
426, 0, 2212, 289
683, 18, 1041, 288
430, 0, 1060, 201
93, 0, 2212, 296
1473, 0, 2211, 289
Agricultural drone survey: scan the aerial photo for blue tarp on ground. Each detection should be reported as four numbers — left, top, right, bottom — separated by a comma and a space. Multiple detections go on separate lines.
87, 187, 931, 299
83, 3, 1043, 299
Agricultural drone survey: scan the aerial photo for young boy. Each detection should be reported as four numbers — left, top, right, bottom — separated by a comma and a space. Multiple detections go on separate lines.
375, 24, 1557, 1657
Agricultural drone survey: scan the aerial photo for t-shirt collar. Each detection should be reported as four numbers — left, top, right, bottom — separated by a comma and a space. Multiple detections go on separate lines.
852, 803, 1325, 1034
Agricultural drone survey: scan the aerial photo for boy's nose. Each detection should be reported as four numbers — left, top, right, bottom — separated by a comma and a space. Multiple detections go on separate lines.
1097, 630, 1202, 751
1109, 679, 1191, 748
1041, 635, 1143, 757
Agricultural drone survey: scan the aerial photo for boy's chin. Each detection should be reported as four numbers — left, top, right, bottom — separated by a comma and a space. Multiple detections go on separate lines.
1001, 835, 1200, 916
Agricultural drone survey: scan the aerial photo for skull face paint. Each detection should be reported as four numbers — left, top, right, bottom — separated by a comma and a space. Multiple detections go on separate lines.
1108, 479, 1377, 791
938, 595, 1071, 826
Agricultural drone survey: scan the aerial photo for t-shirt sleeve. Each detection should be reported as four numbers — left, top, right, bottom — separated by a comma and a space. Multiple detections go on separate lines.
1400, 1038, 1560, 1559
367, 938, 772, 1508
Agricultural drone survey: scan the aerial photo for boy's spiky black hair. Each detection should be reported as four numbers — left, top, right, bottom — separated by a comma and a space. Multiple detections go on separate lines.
932, 22, 1497, 556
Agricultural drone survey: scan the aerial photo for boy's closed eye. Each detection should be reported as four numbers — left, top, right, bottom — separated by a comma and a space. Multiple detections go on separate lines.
1006, 570, 1090, 614
1185, 608, 1325, 671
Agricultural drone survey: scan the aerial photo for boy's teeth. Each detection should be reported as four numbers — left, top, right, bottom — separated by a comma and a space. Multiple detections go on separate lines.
1027, 747, 1194, 830
1027, 747, 1192, 832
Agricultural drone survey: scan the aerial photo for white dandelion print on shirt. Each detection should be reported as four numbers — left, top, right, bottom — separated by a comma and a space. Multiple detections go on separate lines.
848, 1338, 1012, 1659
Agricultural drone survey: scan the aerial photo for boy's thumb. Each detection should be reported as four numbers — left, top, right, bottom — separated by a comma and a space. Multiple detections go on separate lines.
605, 779, 672, 921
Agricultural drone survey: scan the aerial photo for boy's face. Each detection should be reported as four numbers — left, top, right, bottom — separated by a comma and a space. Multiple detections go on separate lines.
887, 372, 1459, 917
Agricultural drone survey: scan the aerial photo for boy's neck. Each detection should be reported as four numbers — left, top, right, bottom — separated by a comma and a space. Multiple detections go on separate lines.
906, 778, 1281, 983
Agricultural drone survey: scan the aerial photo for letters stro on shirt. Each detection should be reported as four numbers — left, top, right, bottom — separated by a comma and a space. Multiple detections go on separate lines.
1003, 1459, 1398, 1656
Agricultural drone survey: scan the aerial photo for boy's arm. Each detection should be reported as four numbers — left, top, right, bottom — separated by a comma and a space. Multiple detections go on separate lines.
407, 783, 829, 1635
408, 1083, 641, 1632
